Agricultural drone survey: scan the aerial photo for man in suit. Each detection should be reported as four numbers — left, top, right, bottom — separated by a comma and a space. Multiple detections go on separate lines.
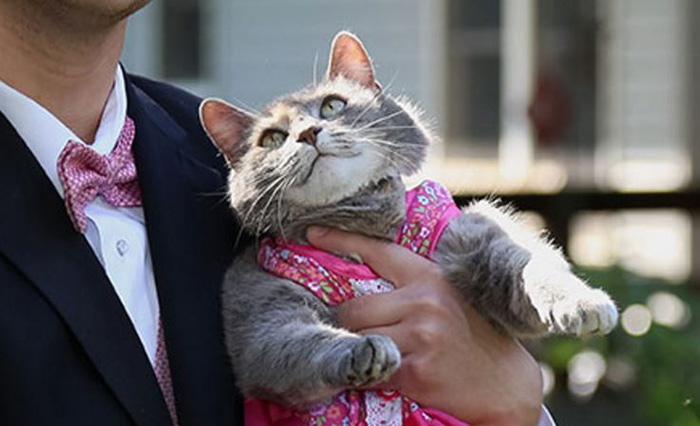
0, 1, 551, 425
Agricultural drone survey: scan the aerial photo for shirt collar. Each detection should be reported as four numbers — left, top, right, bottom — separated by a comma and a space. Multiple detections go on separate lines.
0, 66, 127, 198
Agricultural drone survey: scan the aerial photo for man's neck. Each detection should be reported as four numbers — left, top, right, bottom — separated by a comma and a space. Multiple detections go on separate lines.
0, 2, 126, 143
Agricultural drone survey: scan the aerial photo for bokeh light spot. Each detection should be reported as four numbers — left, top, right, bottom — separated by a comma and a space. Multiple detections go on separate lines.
621, 304, 652, 336
647, 292, 691, 329
541, 363, 556, 396
568, 350, 607, 401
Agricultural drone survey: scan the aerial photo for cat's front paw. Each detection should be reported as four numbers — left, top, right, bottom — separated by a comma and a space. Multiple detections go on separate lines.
344, 335, 401, 387
550, 288, 618, 336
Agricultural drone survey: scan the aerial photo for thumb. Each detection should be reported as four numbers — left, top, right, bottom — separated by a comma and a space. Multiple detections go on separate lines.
307, 226, 433, 286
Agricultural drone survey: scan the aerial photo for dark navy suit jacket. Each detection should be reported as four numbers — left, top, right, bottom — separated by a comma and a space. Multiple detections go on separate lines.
0, 73, 244, 425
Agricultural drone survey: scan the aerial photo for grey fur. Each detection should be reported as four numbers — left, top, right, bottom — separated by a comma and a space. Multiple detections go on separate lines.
225, 77, 429, 241
209, 32, 618, 408
433, 200, 618, 337
223, 247, 400, 407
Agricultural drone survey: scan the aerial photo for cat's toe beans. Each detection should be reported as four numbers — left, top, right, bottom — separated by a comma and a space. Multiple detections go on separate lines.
590, 293, 619, 335
346, 335, 400, 387
550, 300, 583, 335
551, 290, 618, 336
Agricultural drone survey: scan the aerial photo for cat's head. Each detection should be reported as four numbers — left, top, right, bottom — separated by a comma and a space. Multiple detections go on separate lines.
200, 31, 434, 236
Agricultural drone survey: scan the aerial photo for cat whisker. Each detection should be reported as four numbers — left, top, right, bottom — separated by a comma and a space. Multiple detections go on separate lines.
233, 177, 287, 250
353, 110, 405, 132
349, 103, 375, 129
256, 163, 301, 237
335, 127, 421, 145
277, 176, 297, 241
196, 188, 236, 211
383, 71, 399, 94
359, 137, 405, 150
332, 135, 407, 162
312, 51, 320, 86
349, 89, 385, 128
228, 96, 261, 116
241, 174, 288, 232
347, 73, 400, 128
334, 138, 403, 154
374, 151, 410, 173
232, 216, 251, 253
361, 139, 415, 170
244, 154, 298, 189
195, 189, 232, 199
360, 125, 421, 131
254, 180, 287, 237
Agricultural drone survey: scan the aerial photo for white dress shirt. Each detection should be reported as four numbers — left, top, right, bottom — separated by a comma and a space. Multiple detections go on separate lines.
0, 67, 160, 366
539, 406, 556, 426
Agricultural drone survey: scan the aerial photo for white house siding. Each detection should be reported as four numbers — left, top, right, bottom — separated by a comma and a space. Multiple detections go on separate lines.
123, 0, 446, 131
596, 0, 691, 191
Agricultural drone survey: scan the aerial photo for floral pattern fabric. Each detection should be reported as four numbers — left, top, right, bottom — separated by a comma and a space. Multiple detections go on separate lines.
250, 181, 466, 426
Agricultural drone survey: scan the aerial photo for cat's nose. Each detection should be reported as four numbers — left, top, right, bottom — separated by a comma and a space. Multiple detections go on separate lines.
297, 126, 321, 146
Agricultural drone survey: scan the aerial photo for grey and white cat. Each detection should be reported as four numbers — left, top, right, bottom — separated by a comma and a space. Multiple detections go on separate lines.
200, 32, 618, 408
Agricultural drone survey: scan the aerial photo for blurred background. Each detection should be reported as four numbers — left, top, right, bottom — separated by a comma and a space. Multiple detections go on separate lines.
122, 1, 700, 424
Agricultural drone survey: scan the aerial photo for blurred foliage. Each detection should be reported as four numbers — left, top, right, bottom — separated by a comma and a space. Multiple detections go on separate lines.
535, 266, 700, 426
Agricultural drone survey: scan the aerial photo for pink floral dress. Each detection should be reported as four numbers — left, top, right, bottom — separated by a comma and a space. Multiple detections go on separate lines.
246, 181, 468, 426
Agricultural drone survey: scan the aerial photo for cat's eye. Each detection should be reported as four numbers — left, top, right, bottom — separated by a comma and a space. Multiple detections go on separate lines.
320, 96, 347, 119
259, 129, 288, 148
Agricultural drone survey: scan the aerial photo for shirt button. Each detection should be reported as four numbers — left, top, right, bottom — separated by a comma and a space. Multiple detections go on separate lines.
116, 239, 129, 256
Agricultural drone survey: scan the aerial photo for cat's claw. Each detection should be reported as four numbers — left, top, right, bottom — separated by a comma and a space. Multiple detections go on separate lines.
550, 288, 618, 336
345, 335, 401, 387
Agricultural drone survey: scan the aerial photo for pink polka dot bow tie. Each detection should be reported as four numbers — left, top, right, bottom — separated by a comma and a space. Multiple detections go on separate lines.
57, 117, 142, 233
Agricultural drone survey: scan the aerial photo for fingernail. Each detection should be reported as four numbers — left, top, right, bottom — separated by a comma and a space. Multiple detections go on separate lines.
307, 226, 330, 239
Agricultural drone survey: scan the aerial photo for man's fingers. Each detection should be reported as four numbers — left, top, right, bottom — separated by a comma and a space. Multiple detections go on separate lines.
361, 372, 402, 391
338, 291, 409, 331
307, 226, 437, 286
357, 323, 422, 355
357, 354, 415, 392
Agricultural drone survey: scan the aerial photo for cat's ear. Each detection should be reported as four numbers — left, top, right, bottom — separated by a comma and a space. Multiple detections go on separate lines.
326, 31, 381, 91
200, 98, 254, 165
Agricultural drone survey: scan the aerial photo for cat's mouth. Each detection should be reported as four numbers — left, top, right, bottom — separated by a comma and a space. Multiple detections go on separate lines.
300, 153, 324, 185
302, 156, 320, 184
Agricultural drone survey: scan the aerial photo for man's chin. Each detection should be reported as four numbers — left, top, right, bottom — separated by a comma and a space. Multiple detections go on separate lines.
111, 0, 151, 20
51, 0, 151, 23
92, 0, 151, 21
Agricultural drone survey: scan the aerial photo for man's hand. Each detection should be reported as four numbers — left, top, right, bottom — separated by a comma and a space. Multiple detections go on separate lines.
307, 227, 544, 426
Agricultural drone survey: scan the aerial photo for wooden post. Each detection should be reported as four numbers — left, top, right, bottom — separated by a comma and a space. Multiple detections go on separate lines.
499, 0, 536, 184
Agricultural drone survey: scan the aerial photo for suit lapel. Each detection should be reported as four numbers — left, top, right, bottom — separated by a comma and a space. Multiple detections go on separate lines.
127, 77, 241, 425
0, 114, 172, 425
